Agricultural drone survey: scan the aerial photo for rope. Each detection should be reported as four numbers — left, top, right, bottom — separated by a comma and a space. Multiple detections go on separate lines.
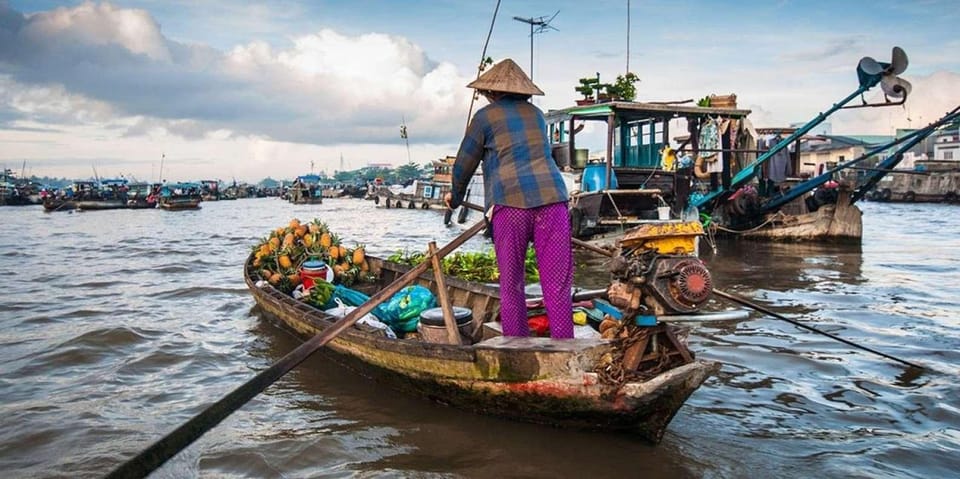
464, 0, 502, 132
712, 211, 788, 234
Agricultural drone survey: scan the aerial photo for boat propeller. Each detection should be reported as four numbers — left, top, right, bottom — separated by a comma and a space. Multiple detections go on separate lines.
849, 46, 911, 108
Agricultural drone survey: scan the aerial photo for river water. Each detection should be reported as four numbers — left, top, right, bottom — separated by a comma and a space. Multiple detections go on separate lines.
0, 198, 957, 478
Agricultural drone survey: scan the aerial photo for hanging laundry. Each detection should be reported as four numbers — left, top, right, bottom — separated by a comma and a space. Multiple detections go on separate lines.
698, 119, 719, 162
767, 134, 791, 183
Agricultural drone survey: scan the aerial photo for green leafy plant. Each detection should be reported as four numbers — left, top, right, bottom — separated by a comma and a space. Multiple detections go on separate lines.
387, 248, 539, 283
575, 77, 600, 100
606, 72, 639, 101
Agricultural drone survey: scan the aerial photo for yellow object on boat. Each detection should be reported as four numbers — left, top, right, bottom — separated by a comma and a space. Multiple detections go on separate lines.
573, 310, 588, 325
661, 146, 677, 171
619, 221, 703, 255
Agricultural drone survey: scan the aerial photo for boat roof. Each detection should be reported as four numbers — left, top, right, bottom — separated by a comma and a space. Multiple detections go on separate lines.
545, 101, 751, 123
297, 174, 321, 183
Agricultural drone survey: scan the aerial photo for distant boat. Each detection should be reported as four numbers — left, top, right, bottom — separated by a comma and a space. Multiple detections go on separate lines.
374, 157, 453, 210
288, 174, 323, 204
158, 183, 202, 210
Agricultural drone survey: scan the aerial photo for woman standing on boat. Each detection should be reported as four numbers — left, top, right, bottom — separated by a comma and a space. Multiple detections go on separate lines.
444, 59, 574, 339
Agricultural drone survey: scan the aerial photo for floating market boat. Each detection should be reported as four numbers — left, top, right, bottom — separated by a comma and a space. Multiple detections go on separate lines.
245, 220, 719, 442
158, 182, 202, 210
547, 47, 928, 243
545, 100, 750, 241
43, 181, 100, 211
289, 174, 324, 204
866, 160, 960, 204
374, 157, 456, 210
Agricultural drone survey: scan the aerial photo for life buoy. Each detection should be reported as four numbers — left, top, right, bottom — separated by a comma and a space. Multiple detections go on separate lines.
903, 191, 916, 202
869, 190, 881, 201
945, 191, 958, 203
694, 156, 711, 179
881, 188, 892, 201
421, 202, 430, 209
408, 201, 416, 209
728, 195, 746, 216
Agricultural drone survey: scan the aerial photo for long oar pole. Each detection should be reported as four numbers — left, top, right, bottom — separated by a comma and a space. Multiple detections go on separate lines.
107, 219, 487, 479
563, 228, 924, 370
712, 289, 924, 370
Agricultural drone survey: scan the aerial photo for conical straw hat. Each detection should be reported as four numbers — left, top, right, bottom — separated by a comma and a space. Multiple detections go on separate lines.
467, 59, 544, 96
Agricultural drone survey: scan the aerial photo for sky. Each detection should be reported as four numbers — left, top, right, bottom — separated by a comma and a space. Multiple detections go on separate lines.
1, 0, 958, 182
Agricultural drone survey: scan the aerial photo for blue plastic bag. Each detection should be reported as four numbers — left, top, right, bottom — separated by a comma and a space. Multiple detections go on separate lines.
375, 285, 436, 334
321, 285, 372, 309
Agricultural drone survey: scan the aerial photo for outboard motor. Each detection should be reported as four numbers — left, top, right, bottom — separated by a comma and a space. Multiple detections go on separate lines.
606, 221, 712, 316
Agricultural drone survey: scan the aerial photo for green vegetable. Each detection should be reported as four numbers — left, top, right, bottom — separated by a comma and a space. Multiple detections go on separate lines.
305, 280, 335, 307
387, 248, 539, 283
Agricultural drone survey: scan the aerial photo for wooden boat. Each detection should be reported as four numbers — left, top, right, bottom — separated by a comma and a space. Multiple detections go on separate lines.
158, 183, 202, 210
244, 252, 719, 443
76, 199, 128, 211
545, 101, 751, 243
43, 198, 76, 211
373, 157, 457, 210
715, 185, 862, 241
867, 160, 960, 204
159, 195, 202, 210
288, 174, 323, 204
546, 48, 922, 244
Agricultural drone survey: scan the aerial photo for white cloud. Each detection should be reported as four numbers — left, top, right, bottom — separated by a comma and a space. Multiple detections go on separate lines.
21, 1, 172, 62
1, 1, 959, 182
0, 2, 476, 145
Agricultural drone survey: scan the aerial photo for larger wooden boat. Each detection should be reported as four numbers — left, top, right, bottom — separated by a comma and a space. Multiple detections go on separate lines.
547, 48, 925, 244
545, 101, 751, 242
245, 246, 719, 443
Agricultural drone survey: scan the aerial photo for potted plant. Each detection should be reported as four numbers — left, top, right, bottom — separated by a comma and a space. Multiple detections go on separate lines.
606, 72, 639, 101
575, 77, 600, 105
597, 83, 614, 102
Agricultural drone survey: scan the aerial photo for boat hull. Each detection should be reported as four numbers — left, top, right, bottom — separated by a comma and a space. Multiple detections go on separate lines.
290, 197, 324, 205
159, 196, 202, 210
245, 256, 717, 442
76, 200, 128, 211
731, 190, 862, 242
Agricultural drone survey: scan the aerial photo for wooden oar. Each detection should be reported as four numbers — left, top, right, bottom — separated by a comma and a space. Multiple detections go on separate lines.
712, 289, 925, 370
107, 219, 487, 479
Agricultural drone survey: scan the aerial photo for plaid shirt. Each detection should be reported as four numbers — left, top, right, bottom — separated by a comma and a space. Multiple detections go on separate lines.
449, 98, 568, 210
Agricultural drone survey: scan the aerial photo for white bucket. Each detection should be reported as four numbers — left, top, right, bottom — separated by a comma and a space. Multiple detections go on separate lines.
657, 206, 671, 220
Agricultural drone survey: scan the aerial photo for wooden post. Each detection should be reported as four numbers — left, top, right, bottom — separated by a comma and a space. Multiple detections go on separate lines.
606, 113, 616, 188
429, 242, 462, 345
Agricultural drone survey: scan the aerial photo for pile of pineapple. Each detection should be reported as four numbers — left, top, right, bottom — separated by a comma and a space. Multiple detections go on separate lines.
251, 218, 372, 295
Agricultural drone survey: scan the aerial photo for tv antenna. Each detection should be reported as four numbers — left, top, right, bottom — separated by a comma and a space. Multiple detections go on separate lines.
512, 10, 559, 81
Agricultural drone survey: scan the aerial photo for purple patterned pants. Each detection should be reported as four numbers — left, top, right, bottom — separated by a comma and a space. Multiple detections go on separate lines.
491, 202, 574, 339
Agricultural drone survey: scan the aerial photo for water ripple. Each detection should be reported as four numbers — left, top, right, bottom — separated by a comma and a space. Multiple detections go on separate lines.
0, 198, 957, 478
